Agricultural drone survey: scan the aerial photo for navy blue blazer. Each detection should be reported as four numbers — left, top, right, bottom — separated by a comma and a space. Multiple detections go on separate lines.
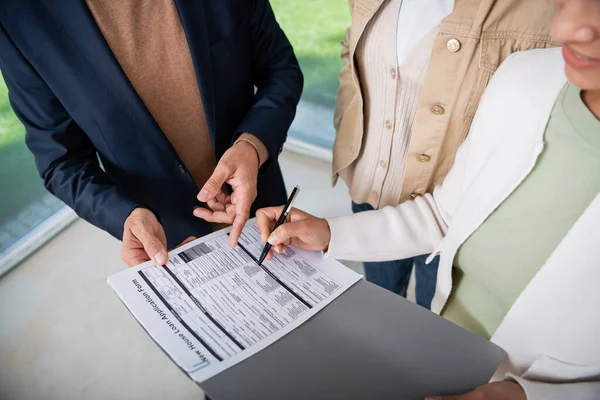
0, 0, 303, 247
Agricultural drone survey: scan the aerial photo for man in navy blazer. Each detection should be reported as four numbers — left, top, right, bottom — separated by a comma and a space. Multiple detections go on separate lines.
0, 0, 303, 266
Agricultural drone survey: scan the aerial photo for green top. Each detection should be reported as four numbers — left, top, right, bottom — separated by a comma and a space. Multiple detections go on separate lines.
442, 84, 600, 339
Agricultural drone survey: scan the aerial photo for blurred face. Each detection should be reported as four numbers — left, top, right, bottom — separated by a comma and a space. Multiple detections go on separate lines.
552, 0, 600, 90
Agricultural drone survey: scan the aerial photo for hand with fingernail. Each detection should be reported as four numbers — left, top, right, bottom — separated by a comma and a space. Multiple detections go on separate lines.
256, 206, 331, 260
121, 207, 196, 267
193, 140, 260, 247
424, 381, 526, 400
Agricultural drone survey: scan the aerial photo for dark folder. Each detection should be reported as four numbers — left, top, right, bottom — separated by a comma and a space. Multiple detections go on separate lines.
201, 280, 505, 400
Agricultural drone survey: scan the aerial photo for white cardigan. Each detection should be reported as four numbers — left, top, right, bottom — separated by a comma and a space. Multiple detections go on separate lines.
327, 48, 600, 399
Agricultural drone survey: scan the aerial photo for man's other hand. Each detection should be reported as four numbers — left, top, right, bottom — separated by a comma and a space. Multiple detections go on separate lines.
121, 207, 168, 267
194, 140, 260, 247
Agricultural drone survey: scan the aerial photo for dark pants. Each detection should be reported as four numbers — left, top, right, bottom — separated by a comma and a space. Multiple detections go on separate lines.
352, 202, 440, 310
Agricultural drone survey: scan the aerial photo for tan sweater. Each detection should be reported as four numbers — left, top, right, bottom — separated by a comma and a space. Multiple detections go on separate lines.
86, 0, 268, 190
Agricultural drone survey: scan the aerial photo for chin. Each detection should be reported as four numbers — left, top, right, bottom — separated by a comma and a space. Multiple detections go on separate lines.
565, 65, 600, 91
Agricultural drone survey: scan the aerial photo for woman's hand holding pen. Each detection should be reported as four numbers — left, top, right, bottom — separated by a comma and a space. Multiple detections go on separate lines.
256, 207, 332, 260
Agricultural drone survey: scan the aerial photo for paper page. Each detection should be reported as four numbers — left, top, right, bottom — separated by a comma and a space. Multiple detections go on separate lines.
107, 219, 362, 382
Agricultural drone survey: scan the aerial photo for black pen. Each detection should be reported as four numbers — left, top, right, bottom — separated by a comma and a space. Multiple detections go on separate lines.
257, 185, 300, 266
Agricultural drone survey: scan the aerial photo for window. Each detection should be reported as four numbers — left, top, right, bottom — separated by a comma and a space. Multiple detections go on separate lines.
271, 0, 350, 151
0, 74, 73, 275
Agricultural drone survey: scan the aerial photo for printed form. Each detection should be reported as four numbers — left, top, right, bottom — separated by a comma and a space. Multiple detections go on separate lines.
108, 219, 362, 382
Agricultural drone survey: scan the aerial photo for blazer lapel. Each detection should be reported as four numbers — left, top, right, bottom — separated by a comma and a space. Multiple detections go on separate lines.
50, 0, 177, 156
174, 0, 217, 141
350, 0, 387, 55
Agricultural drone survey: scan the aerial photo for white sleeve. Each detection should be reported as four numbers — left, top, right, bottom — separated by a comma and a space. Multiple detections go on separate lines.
512, 376, 600, 400
326, 194, 446, 261
325, 123, 474, 261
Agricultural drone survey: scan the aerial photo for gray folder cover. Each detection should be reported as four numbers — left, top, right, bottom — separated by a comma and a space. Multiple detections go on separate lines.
201, 280, 505, 400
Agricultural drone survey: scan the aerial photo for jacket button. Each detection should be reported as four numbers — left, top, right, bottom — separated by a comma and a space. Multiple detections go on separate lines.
431, 104, 445, 115
417, 154, 431, 162
385, 120, 393, 130
446, 38, 461, 53
409, 192, 421, 200
177, 162, 186, 173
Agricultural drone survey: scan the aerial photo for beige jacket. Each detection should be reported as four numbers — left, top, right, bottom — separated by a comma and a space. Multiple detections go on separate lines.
333, 0, 557, 202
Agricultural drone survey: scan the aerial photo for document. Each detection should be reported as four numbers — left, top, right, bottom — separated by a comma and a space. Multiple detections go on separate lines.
108, 219, 362, 382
